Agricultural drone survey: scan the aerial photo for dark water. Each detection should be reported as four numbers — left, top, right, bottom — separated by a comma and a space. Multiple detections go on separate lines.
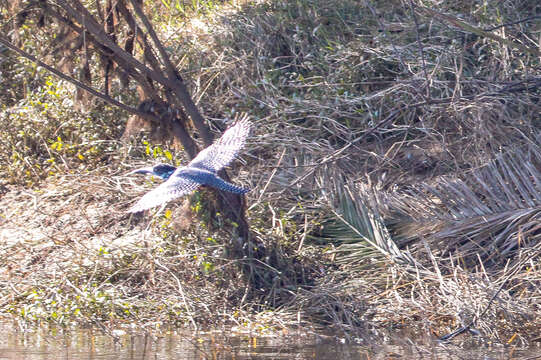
1, 324, 539, 359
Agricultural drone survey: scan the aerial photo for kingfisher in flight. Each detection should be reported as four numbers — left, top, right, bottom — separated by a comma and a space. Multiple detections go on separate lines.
128, 118, 250, 213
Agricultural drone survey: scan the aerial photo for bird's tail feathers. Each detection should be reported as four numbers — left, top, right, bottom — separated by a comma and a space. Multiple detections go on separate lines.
206, 176, 249, 194
221, 182, 250, 194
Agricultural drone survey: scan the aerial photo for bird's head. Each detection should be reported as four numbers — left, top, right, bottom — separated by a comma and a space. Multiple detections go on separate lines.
128, 163, 176, 180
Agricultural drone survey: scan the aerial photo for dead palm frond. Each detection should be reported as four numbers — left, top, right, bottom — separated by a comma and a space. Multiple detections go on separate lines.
390, 144, 541, 265
317, 144, 541, 269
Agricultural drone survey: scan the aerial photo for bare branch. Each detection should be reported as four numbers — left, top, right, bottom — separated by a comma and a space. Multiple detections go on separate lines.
0, 33, 141, 117
128, 0, 213, 146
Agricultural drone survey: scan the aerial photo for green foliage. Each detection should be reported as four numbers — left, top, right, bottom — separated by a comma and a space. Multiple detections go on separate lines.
13, 283, 134, 326
156, 0, 221, 18
143, 140, 177, 164
0, 75, 126, 185
0, 45, 28, 107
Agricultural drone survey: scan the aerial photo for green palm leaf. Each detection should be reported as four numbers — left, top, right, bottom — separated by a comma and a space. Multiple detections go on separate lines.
316, 173, 415, 269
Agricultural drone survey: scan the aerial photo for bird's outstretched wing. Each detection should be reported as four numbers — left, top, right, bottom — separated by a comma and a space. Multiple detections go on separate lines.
189, 118, 250, 172
128, 174, 200, 213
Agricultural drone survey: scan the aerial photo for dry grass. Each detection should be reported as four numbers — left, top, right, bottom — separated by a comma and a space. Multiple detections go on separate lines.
1, 0, 541, 346
0, 155, 284, 331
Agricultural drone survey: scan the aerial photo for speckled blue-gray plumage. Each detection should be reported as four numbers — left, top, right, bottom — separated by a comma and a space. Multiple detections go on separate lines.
128, 163, 177, 180
128, 119, 250, 213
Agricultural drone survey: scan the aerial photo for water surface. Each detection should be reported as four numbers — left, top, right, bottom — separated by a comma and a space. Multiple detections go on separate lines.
0, 323, 538, 359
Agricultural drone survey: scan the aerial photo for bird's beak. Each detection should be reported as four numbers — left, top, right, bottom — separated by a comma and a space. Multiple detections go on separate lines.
127, 167, 154, 176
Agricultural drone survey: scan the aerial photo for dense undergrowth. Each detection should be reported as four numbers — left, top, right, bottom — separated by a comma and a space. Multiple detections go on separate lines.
1, 0, 541, 347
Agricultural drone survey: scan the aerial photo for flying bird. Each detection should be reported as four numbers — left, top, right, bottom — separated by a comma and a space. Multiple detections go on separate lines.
128, 119, 250, 213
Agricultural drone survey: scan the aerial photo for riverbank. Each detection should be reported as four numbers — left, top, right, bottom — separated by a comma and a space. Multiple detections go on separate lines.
1, 0, 540, 346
